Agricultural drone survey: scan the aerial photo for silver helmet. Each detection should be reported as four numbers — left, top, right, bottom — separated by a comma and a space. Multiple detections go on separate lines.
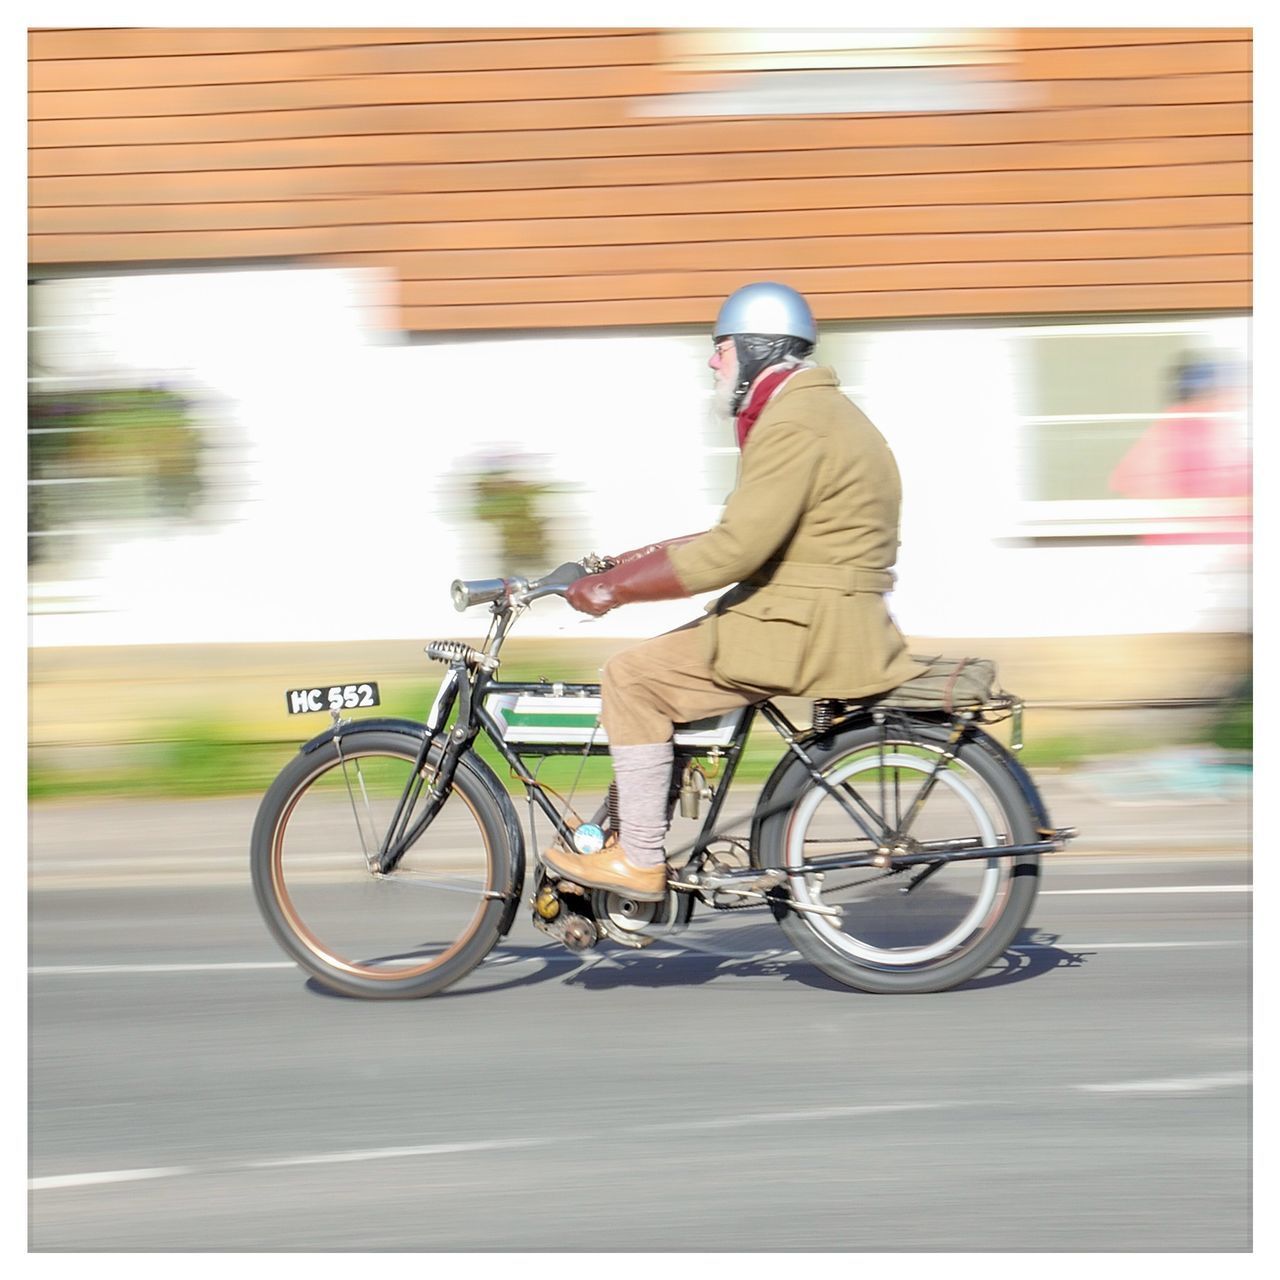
714, 281, 817, 345
713, 282, 817, 414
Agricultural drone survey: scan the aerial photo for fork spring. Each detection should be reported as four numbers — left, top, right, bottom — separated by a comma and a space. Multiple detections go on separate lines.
425, 640, 486, 667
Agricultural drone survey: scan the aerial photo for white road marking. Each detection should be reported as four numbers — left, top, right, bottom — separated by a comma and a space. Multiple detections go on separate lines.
32, 857, 248, 871
29, 962, 297, 975
1076, 1072, 1250, 1094
647, 1101, 962, 1133
1020, 941, 1244, 950
29, 1070, 1252, 1194
246, 1138, 543, 1169
29, 933, 1249, 977
1041, 885, 1251, 896
1067, 837, 1249, 846
29, 1103, 959, 1192
30, 1166, 191, 1191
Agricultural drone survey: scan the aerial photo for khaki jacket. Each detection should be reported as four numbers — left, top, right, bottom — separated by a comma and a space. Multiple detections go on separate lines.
669, 366, 919, 699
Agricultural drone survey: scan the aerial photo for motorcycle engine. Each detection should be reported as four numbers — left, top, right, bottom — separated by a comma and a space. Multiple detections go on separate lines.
530, 870, 693, 953
530, 874, 600, 952
593, 890, 660, 948
592, 886, 692, 948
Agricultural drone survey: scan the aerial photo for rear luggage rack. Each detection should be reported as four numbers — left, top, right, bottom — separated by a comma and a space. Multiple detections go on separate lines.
812, 655, 1026, 748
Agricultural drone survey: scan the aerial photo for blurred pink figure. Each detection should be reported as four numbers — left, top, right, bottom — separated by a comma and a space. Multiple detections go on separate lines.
1109, 355, 1250, 545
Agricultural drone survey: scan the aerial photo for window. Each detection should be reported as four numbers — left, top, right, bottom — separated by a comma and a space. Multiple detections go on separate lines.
643, 29, 1020, 116
1011, 317, 1250, 541
694, 315, 1249, 547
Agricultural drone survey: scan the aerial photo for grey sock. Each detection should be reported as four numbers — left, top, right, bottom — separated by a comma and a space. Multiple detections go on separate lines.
611, 742, 674, 868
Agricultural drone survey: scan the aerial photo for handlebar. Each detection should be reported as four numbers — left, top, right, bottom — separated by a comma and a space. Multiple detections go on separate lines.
450, 555, 613, 613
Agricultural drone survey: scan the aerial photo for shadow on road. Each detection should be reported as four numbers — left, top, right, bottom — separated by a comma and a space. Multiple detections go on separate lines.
300, 943, 580, 1000
951, 930, 1095, 993
559, 927, 1092, 994
298, 927, 1093, 1000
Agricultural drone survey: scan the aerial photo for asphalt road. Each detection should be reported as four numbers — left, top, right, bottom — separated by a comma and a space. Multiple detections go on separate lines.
28, 793, 1251, 1252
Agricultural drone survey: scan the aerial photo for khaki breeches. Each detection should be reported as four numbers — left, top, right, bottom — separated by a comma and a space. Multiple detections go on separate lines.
600, 619, 774, 747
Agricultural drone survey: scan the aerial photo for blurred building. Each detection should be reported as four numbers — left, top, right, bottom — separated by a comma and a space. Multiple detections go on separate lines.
27, 27, 1251, 646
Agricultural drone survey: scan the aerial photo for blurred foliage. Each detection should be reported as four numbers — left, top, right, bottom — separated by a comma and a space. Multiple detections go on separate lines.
28, 386, 203, 563
468, 461, 553, 573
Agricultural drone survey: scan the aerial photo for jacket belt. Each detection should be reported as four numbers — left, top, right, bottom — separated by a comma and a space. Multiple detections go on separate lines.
750, 561, 896, 594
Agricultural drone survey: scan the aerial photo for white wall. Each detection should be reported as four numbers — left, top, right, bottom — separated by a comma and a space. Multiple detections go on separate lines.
28, 266, 1249, 647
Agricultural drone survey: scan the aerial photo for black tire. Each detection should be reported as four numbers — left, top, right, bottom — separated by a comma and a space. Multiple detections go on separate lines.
756, 721, 1040, 994
251, 730, 516, 999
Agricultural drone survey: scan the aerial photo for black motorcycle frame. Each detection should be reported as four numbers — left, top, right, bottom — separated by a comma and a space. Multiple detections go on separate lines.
300, 597, 1069, 900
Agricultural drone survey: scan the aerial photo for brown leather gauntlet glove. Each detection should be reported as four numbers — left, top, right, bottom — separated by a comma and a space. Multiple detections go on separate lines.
611, 532, 704, 566
565, 547, 687, 616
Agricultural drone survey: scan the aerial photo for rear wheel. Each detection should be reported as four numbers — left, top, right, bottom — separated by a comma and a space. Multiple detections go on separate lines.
251, 731, 515, 999
757, 722, 1040, 993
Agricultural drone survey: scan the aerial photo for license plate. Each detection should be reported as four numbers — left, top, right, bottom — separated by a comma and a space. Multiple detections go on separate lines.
285, 682, 381, 714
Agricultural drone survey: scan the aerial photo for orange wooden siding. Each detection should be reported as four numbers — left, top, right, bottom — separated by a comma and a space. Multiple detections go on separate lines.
27, 27, 1252, 331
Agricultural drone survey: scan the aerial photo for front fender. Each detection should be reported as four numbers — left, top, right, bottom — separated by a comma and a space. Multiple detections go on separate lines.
299, 716, 430, 755
299, 716, 527, 937
460, 748, 528, 938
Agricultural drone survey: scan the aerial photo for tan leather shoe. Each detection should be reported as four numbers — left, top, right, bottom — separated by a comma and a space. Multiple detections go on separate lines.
542, 842, 668, 901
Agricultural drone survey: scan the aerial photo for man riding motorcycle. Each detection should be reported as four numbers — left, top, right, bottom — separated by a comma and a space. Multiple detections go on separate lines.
544, 282, 918, 900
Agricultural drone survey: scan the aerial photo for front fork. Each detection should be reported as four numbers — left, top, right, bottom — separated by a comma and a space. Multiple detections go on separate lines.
374, 664, 472, 874
372, 658, 591, 875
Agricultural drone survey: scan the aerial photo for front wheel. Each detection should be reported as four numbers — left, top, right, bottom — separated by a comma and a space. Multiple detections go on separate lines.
756, 721, 1040, 993
251, 730, 517, 999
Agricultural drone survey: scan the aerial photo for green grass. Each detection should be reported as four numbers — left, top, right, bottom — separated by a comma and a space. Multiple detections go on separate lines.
29, 680, 1253, 803
28, 730, 299, 802
27, 711, 1228, 798
1209, 695, 1252, 751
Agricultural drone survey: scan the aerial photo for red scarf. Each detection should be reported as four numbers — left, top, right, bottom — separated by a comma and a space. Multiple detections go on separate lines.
735, 365, 801, 450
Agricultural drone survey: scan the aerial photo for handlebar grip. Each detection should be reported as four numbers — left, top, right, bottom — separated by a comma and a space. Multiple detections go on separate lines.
451, 561, 589, 611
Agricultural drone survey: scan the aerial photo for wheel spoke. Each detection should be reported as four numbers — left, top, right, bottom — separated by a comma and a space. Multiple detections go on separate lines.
374, 871, 491, 896
339, 755, 377, 869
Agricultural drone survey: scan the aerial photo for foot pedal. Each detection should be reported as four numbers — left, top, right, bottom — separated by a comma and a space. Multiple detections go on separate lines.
1038, 826, 1079, 845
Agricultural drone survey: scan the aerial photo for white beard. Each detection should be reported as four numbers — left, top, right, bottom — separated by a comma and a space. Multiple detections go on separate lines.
711, 372, 737, 425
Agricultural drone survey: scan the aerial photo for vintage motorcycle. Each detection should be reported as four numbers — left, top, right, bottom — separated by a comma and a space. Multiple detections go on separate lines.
251, 557, 1075, 999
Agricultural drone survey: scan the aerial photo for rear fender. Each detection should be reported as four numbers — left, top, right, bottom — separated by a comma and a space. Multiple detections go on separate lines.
747, 711, 1052, 855
964, 726, 1053, 829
